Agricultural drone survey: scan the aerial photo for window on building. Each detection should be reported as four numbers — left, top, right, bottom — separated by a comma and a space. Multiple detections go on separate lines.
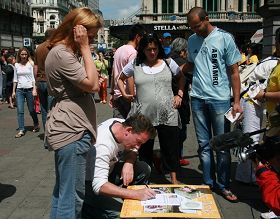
238, 0, 243, 11
178, 0, 183, 13
162, 0, 174, 13
153, 0, 158, 13
202, 0, 218, 12
50, 22, 55, 28
247, 0, 259, 12
39, 22, 44, 33
50, 15, 56, 20
39, 10, 43, 17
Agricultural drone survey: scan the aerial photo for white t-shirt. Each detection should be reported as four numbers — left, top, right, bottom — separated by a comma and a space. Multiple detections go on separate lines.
13, 62, 35, 89
247, 56, 280, 84
88, 118, 125, 194
123, 58, 180, 77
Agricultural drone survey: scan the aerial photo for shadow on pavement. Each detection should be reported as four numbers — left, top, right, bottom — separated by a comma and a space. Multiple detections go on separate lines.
150, 166, 203, 185
0, 183, 16, 202
184, 154, 199, 159
178, 167, 203, 185
24, 125, 36, 132
37, 133, 44, 140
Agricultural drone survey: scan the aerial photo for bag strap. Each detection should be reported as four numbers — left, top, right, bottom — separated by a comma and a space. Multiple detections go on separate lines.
163, 58, 173, 75
257, 56, 280, 66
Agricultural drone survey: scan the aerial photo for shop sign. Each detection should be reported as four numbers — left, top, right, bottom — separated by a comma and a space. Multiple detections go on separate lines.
153, 25, 190, 31
23, 38, 31, 47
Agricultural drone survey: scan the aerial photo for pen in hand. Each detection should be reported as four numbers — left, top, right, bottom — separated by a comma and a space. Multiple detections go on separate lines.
145, 184, 156, 199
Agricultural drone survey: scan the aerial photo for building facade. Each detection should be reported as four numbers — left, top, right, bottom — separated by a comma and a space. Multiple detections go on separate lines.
86, 0, 99, 12
31, 0, 102, 45
0, 0, 97, 50
110, 0, 264, 47
31, 0, 88, 45
0, 0, 34, 50
257, 0, 280, 57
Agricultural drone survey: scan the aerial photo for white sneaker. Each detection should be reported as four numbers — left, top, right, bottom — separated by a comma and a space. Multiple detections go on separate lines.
261, 211, 279, 219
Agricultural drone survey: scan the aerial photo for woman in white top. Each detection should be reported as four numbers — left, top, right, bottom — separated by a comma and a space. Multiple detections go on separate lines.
12, 47, 39, 138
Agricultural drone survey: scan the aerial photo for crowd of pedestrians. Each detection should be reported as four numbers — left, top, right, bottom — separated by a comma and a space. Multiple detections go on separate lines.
1, 5, 280, 219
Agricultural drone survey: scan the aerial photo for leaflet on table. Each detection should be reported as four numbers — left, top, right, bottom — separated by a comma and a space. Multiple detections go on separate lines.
141, 193, 203, 210
180, 199, 203, 210
141, 193, 183, 206
121, 185, 221, 218
144, 205, 197, 214
174, 186, 201, 199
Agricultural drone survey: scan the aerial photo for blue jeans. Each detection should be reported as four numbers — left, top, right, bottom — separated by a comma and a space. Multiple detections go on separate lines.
0, 72, 3, 98
37, 81, 53, 130
2, 73, 7, 100
50, 132, 92, 219
16, 88, 39, 132
191, 97, 231, 191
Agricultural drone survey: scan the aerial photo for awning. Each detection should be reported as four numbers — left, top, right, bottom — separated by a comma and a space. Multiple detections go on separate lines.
250, 29, 263, 44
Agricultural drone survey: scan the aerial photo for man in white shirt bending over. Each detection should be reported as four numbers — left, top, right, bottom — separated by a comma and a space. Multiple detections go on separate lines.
82, 113, 156, 219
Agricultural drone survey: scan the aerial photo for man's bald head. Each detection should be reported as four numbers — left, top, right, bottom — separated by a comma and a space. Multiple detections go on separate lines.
187, 7, 208, 22
186, 7, 213, 37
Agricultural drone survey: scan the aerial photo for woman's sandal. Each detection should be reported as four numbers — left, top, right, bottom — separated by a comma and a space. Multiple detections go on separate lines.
15, 131, 25, 138
220, 189, 239, 203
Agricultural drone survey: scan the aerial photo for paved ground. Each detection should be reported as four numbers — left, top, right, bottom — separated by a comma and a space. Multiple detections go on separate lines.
0, 98, 268, 219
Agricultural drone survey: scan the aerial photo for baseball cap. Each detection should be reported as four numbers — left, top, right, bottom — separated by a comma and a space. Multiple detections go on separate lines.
163, 32, 171, 38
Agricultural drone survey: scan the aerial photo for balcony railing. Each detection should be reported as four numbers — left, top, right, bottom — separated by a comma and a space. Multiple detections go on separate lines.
136, 11, 262, 24
37, 17, 44, 22
208, 11, 261, 21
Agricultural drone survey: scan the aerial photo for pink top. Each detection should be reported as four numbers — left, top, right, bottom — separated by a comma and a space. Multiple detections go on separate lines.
112, 44, 136, 99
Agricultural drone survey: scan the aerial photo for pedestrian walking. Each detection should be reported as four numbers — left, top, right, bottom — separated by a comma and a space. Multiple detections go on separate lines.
12, 47, 39, 138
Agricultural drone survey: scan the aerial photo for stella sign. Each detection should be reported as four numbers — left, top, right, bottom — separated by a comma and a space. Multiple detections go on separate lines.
153, 25, 190, 31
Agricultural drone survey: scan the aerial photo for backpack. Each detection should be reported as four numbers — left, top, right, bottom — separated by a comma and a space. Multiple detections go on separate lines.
239, 56, 280, 98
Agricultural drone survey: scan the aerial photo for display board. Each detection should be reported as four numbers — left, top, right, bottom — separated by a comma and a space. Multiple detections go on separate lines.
120, 184, 221, 219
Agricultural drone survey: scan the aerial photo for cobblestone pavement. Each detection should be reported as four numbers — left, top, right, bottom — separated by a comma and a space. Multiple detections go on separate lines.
0, 99, 266, 219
